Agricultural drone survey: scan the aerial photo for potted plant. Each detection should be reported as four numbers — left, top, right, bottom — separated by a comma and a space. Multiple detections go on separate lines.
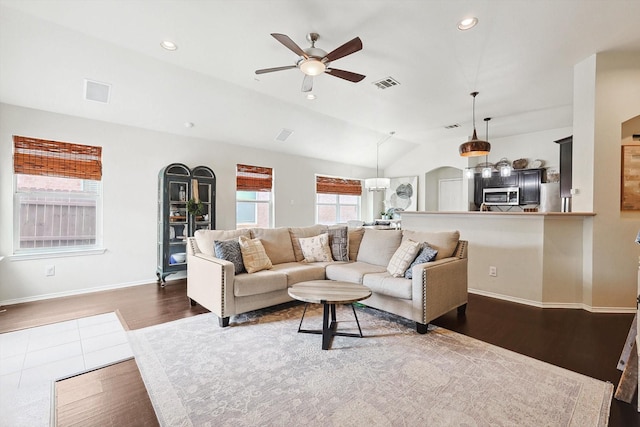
380, 211, 389, 220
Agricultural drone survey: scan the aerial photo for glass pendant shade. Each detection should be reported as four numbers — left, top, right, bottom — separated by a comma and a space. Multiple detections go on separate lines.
364, 177, 391, 191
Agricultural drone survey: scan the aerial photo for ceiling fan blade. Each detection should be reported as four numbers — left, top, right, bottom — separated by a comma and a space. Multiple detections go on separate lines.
325, 68, 366, 82
301, 75, 313, 92
271, 33, 309, 59
324, 37, 363, 62
255, 65, 297, 74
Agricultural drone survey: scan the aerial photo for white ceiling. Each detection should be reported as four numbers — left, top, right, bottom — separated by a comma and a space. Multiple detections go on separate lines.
1, 0, 640, 169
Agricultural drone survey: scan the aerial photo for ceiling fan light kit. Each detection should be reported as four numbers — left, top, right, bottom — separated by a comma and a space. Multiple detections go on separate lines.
255, 32, 365, 92
459, 92, 491, 157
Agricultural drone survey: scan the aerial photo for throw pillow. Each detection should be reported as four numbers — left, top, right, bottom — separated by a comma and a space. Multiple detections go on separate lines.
299, 233, 334, 263
327, 225, 349, 261
214, 239, 245, 274
404, 243, 438, 279
238, 235, 273, 273
387, 239, 421, 277
348, 227, 365, 261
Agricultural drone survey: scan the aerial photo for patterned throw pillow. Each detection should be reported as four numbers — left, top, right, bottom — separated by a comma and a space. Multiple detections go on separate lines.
238, 235, 273, 273
387, 239, 421, 277
298, 233, 334, 263
404, 244, 439, 279
327, 225, 349, 261
214, 239, 245, 274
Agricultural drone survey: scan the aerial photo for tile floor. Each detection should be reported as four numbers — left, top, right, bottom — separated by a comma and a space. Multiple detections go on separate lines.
0, 312, 134, 426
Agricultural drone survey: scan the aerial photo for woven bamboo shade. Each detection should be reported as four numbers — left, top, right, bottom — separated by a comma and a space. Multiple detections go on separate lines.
13, 135, 102, 180
316, 175, 362, 196
236, 164, 273, 192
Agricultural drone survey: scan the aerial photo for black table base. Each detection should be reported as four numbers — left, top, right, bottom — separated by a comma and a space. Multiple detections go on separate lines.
296, 301, 364, 350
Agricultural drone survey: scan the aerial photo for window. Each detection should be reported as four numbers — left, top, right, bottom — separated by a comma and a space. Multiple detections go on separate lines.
315, 175, 362, 225
236, 164, 273, 228
13, 135, 103, 255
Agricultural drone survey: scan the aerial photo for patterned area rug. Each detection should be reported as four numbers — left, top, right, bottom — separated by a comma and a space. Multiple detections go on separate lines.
128, 304, 612, 426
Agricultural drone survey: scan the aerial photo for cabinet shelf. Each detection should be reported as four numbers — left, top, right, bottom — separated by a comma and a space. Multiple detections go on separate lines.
157, 163, 216, 284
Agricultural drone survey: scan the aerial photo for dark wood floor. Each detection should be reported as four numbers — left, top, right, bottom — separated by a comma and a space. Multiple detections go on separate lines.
0, 280, 637, 426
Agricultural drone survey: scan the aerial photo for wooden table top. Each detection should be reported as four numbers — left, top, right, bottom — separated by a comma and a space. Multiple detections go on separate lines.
288, 280, 372, 304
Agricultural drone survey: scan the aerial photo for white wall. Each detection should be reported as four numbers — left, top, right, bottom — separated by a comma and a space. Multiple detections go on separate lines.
0, 103, 376, 303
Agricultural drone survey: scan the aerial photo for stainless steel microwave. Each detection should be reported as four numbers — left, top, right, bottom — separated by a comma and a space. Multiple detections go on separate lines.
483, 187, 520, 205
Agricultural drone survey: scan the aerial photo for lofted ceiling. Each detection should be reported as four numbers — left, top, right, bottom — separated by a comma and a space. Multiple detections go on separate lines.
1, 0, 639, 169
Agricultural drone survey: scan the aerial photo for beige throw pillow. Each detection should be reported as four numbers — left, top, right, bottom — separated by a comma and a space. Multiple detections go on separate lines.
387, 239, 421, 277
239, 235, 273, 273
299, 233, 334, 263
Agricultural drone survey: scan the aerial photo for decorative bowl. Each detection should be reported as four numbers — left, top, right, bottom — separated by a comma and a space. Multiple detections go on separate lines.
512, 158, 528, 169
172, 252, 186, 263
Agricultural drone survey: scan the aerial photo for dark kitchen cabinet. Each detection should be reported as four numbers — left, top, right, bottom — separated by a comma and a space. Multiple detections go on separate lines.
473, 168, 543, 208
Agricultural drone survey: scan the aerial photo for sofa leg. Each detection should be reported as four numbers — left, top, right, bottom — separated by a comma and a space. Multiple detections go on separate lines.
416, 322, 429, 334
457, 303, 467, 316
189, 298, 197, 307
218, 316, 230, 328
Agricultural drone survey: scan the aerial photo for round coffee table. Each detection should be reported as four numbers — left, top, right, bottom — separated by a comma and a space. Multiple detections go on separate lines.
288, 280, 372, 350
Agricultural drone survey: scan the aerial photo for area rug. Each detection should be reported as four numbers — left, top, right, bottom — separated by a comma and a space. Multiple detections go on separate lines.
128, 304, 612, 426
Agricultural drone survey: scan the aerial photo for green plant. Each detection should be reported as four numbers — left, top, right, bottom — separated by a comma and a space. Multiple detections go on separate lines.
187, 198, 205, 216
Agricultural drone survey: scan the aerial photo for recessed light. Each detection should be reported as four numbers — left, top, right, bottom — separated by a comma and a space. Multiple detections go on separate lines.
457, 17, 478, 31
184, 122, 194, 128
306, 93, 316, 100
160, 40, 178, 51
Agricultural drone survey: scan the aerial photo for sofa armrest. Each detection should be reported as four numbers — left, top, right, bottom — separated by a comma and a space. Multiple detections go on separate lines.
187, 252, 236, 318
411, 256, 468, 324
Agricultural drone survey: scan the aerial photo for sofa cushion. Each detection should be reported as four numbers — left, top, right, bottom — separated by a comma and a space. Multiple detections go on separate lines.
387, 239, 421, 277
270, 262, 327, 286
363, 272, 412, 300
239, 236, 273, 273
356, 229, 403, 267
405, 243, 438, 279
299, 233, 334, 262
214, 239, 245, 274
325, 261, 387, 284
251, 227, 296, 264
289, 225, 327, 262
402, 230, 460, 260
194, 229, 250, 256
348, 228, 365, 261
327, 225, 349, 261
233, 270, 287, 297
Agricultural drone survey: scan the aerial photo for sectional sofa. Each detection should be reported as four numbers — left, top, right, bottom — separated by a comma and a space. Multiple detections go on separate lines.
186, 225, 468, 333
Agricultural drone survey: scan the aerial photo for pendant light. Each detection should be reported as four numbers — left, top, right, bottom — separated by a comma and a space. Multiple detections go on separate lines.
365, 132, 394, 191
459, 91, 491, 157
481, 117, 493, 178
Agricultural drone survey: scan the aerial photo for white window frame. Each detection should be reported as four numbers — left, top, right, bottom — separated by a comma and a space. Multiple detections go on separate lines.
315, 193, 361, 225
12, 175, 104, 259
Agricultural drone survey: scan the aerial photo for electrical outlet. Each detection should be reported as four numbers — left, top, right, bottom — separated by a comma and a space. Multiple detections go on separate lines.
489, 266, 497, 277
45, 265, 55, 277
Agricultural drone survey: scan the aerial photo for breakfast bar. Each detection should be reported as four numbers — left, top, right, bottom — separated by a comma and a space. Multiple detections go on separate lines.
401, 211, 596, 309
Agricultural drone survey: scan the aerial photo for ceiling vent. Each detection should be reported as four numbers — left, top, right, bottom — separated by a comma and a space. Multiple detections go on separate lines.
372, 77, 400, 90
445, 123, 461, 129
84, 79, 111, 103
275, 128, 294, 142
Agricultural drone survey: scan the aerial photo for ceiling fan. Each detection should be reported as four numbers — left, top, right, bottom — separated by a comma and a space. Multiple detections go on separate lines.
255, 32, 365, 92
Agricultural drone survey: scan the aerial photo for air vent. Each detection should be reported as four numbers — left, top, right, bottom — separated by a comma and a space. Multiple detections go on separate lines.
372, 77, 401, 90
445, 123, 461, 129
275, 128, 293, 142
84, 79, 111, 103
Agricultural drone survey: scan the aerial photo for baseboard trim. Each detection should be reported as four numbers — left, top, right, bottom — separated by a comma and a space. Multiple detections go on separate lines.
469, 288, 636, 314
0, 276, 180, 306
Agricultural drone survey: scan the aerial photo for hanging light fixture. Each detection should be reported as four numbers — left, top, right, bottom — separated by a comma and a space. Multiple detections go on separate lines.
459, 91, 491, 157
481, 117, 493, 178
365, 132, 394, 191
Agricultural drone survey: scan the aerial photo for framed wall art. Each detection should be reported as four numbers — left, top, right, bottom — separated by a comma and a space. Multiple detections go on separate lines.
384, 176, 418, 214
621, 145, 640, 210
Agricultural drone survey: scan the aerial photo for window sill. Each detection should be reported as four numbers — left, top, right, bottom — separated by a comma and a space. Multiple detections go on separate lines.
9, 248, 107, 261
